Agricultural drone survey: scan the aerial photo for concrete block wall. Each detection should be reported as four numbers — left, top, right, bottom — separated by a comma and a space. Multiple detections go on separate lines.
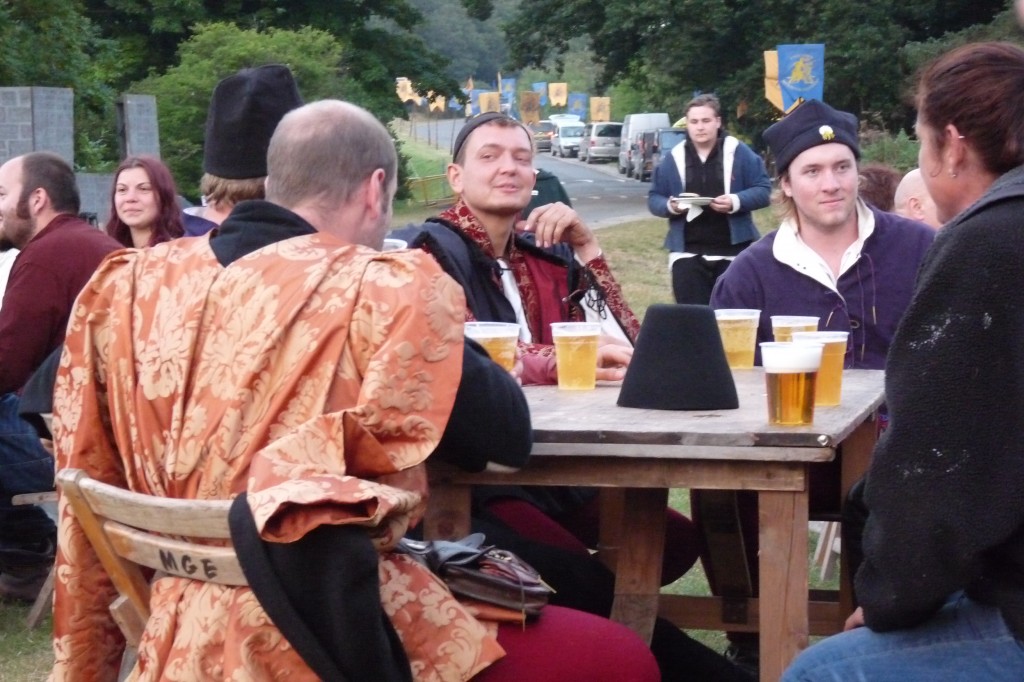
0, 86, 158, 225
0, 87, 75, 166
0, 88, 38, 164
119, 94, 161, 158
77, 172, 115, 228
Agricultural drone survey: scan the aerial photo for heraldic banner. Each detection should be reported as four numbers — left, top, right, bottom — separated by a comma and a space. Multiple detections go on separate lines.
777, 44, 825, 111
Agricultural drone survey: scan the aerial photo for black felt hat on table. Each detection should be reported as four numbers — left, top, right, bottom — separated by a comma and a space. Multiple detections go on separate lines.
617, 304, 739, 411
202, 64, 303, 179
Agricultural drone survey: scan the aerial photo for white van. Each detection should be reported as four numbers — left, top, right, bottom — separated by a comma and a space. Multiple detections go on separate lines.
618, 112, 671, 175
551, 121, 586, 158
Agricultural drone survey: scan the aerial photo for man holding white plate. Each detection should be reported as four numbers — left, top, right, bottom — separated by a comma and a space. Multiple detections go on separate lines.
647, 93, 771, 304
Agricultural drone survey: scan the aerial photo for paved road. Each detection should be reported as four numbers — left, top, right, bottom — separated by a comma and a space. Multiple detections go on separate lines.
535, 153, 652, 228
407, 118, 654, 228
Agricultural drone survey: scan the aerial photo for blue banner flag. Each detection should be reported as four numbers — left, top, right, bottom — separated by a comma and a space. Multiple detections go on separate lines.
449, 91, 465, 111
778, 44, 825, 111
501, 78, 517, 102
567, 93, 588, 121
532, 82, 548, 107
469, 89, 486, 116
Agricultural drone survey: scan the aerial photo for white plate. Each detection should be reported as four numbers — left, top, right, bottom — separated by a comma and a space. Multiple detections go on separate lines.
674, 195, 713, 206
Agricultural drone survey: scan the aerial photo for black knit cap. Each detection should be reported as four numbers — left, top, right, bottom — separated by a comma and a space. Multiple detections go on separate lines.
617, 304, 739, 411
452, 112, 513, 162
763, 99, 860, 174
203, 64, 304, 179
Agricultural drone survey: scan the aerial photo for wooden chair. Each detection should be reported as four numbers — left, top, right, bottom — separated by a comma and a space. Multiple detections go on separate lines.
813, 521, 842, 582
10, 490, 58, 629
55, 468, 243, 676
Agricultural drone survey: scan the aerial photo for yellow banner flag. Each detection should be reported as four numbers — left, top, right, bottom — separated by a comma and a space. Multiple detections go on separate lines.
764, 51, 784, 112
395, 77, 419, 104
549, 83, 568, 107
590, 97, 611, 122
478, 91, 501, 113
520, 91, 541, 124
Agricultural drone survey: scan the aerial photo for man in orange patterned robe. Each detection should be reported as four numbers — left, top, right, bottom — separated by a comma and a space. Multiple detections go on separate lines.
51, 100, 510, 681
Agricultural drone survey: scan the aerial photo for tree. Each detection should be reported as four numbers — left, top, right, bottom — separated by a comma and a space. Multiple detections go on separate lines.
407, 0, 514, 83
0, 0, 120, 169
131, 22, 347, 198
79, 0, 479, 111
501, 0, 1013, 137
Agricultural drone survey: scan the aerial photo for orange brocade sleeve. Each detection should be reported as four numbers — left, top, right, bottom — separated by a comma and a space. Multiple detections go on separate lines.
244, 254, 468, 546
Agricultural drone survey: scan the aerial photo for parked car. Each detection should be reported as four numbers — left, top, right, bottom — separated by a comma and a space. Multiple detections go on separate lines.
551, 122, 586, 157
578, 122, 622, 164
624, 131, 647, 179
618, 112, 671, 174
548, 113, 583, 124
633, 127, 688, 181
529, 120, 556, 152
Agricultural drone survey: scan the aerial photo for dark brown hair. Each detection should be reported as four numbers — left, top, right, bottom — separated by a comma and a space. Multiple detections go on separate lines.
104, 155, 185, 248
21, 151, 79, 215
858, 163, 901, 212
916, 42, 1024, 175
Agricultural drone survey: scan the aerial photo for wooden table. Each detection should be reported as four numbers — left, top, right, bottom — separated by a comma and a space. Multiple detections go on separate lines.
426, 369, 884, 682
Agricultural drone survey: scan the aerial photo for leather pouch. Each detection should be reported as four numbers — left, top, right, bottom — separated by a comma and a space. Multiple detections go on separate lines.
397, 533, 552, 617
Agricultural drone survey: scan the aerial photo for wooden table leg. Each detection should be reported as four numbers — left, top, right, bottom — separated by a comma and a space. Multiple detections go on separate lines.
758, 485, 810, 682
608, 487, 667, 644
423, 483, 471, 540
837, 416, 877, 623
596, 488, 625, 572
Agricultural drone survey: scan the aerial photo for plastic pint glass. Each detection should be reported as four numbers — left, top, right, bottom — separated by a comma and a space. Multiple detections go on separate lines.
464, 322, 520, 371
760, 342, 823, 425
713, 309, 761, 369
770, 315, 820, 342
791, 331, 849, 406
551, 322, 601, 390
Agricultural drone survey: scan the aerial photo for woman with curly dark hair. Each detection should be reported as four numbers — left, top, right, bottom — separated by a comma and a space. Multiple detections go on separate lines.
105, 155, 184, 248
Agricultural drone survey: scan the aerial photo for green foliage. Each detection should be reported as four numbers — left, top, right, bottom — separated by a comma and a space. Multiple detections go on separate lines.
861, 130, 920, 174
131, 22, 346, 197
406, 0, 519, 83
503, 0, 1015, 139
607, 79, 650, 122
901, 7, 1022, 78
0, 0, 122, 169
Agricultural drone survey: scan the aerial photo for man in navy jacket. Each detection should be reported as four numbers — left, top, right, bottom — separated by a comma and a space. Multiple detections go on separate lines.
648, 94, 771, 304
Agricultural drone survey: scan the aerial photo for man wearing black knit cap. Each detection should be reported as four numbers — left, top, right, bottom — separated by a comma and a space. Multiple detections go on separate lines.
393, 113, 759, 682
184, 64, 304, 233
711, 98, 935, 367
398, 111, 638, 384
701, 98, 936, 671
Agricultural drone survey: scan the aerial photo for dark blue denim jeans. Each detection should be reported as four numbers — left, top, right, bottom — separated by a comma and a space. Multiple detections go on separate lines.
0, 392, 56, 548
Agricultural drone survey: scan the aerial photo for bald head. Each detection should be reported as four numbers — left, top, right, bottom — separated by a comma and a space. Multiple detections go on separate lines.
266, 100, 397, 211
894, 169, 941, 229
